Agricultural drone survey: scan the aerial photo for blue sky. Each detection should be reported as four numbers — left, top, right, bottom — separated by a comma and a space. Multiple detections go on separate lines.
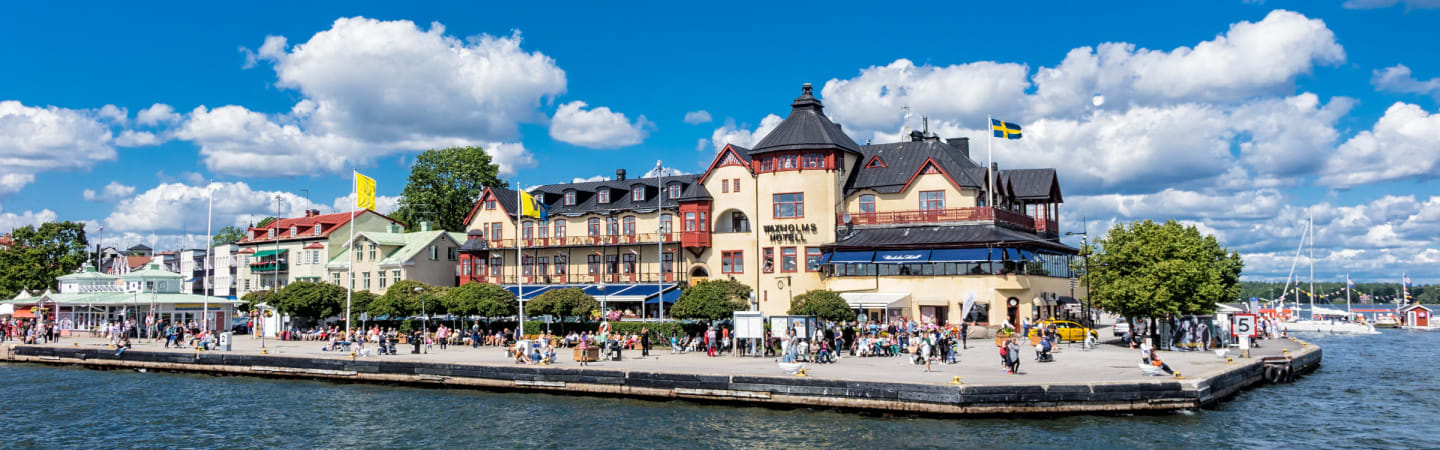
2, 1, 1439, 282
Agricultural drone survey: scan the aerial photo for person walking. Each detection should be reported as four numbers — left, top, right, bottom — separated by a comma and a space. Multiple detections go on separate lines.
705, 326, 717, 357
639, 327, 650, 358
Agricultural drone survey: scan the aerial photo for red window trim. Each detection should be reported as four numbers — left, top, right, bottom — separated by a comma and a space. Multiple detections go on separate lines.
732, 178, 740, 193
866, 156, 887, 168
722, 250, 744, 274
751, 150, 835, 174
780, 246, 797, 273
805, 247, 822, 272
919, 190, 946, 210
763, 247, 775, 273
721, 179, 729, 193
772, 192, 805, 219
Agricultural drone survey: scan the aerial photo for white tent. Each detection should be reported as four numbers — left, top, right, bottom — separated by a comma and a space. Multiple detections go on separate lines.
839, 292, 910, 310
1215, 303, 1243, 313
0, 304, 13, 316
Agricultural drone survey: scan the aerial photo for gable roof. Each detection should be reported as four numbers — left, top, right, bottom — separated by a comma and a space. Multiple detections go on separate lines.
845, 139, 984, 195
528, 174, 706, 217
1001, 169, 1062, 202
750, 84, 860, 155
698, 144, 753, 183
238, 210, 404, 245
328, 230, 467, 269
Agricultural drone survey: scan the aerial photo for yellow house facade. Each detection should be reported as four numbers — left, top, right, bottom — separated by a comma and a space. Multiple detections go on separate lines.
235, 209, 406, 297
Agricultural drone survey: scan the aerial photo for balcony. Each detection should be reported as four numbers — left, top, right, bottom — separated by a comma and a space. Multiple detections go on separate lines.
250, 262, 287, 272
681, 231, 710, 248
1034, 216, 1059, 237
487, 233, 681, 249
839, 206, 1041, 232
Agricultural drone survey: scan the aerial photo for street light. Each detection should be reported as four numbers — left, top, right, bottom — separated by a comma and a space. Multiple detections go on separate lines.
1065, 230, 1093, 329
414, 286, 428, 338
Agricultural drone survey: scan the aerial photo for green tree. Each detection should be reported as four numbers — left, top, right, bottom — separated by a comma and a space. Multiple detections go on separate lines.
270, 281, 348, 322
442, 282, 517, 317
788, 289, 853, 322
393, 146, 507, 232
670, 279, 750, 322
239, 290, 273, 313
369, 280, 447, 318
527, 287, 597, 319
255, 217, 276, 229
0, 221, 89, 298
212, 225, 247, 245
1088, 219, 1243, 344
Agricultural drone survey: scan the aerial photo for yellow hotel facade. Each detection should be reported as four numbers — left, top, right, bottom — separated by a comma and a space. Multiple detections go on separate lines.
458, 84, 1081, 332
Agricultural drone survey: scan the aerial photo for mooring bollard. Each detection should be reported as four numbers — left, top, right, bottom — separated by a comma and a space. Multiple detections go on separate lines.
950, 376, 963, 385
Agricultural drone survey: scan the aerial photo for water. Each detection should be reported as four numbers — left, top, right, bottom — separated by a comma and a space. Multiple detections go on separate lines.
4, 331, 1436, 449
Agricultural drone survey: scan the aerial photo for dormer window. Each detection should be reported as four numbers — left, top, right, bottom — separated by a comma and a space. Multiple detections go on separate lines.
598, 188, 610, 204
564, 190, 576, 206
289, 226, 297, 237
667, 183, 680, 200
313, 225, 322, 236
485, 198, 497, 210
632, 186, 645, 202
267, 229, 275, 239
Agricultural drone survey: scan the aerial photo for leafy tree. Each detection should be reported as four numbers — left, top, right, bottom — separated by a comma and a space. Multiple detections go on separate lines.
527, 287, 597, 319
788, 289, 853, 322
270, 281, 348, 322
369, 280, 447, 318
393, 146, 507, 232
212, 225, 247, 245
442, 282, 517, 317
670, 279, 750, 322
0, 221, 89, 299
1088, 219, 1243, 344
255, 217, 276, 229
239, 290, 274, 313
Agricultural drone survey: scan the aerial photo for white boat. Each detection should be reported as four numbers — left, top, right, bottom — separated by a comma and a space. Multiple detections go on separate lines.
1373, 314, 1400, 328
1274, 214, 1378, 335
1283, 320, 1379, 335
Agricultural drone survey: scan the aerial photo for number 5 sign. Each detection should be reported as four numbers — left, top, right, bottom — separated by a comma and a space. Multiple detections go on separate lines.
1232, 314, 1258, 338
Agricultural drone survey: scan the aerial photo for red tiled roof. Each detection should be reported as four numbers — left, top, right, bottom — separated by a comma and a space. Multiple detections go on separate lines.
303, 242, 325, 249
238, 210, 404, 245
127, 256, 152, 269
237, 247, 256, 254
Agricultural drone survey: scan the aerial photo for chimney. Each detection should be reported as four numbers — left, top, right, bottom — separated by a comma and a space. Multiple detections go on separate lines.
946, 138, 971, 158
909, 130, 926, 142
616, 169, 627, 181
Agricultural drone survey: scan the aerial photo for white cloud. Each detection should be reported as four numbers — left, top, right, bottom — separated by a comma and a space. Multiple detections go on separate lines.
0, 205, 58, 233
709, 114, 782, 152
114, 130, 162, 147
185, 17, 567, 176
570, 175, 609, 183
96, 104, 127, 124
1372, 64, 1440, 100
1342, 0, 1440, 9
483, 142, 537, 177
103, 181, 331, 234
136, 103, 181, 126
0, 100, 119, 195
683, 110, 712, 125
331, 193, 403, 215
1231, 93, 1352, 176
821, 59, 1030, 133
83, 181, 136, 202
642, 166, 689, 178
1068, 188, 1287, 222
1320, 102, 1440, 188
549, 101, 650, 148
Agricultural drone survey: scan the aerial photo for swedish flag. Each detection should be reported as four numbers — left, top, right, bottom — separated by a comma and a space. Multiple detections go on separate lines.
992, 119, 1022, 139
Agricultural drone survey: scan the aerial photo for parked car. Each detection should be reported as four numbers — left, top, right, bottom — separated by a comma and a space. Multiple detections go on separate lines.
231, 317, 251, 335
1113, 321, 1131, 337
1028, 320, 1098, 343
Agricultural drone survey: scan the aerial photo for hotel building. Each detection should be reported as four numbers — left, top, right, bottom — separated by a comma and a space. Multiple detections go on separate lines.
459, 84, 1080, 330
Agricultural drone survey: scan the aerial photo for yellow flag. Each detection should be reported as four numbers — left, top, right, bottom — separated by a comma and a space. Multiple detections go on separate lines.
355, 171, 376, 211
519, 189, 542, 219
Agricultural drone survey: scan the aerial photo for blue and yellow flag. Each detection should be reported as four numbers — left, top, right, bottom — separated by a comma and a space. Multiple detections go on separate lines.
354, 171, 376, 211
519, 189, 547, 220
991, 118, 1022, 139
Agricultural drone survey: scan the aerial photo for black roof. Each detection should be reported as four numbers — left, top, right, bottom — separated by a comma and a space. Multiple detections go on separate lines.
529, 174, 706, 216
750, 84, 860, 155
826, 224, 1077, 253
1001, 169, 1060, 201
846, 139, 985, 194
489, 186, 519, 217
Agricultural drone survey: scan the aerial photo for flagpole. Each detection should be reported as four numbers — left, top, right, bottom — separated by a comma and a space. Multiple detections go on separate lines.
346, 170, 355, 338
517, 185, 525, 338
204, 186, 212, 333
987, 114, 994, 209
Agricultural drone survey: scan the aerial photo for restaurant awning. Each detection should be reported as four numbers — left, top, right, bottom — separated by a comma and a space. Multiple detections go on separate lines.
930, 248, 990, 262
12, 308, 35, 318
645, 287, 682, 305
839, 292, 910, 309
251, 249, 286, 259
828, 251, 874, 263
874, 250, 931, 264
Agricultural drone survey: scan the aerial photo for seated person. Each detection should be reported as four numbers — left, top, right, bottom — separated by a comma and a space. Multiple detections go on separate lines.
1142, 350, 1174, 375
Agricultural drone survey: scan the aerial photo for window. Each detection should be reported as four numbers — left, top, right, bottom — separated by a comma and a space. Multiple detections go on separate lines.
759, 157, 774, 172
564, 190, 576, 206
623, 216, 636, 236
721, 179, 729, 193
379, 271, 387, 289
781, 247, 797, 272
522, 221, 534, 240
622, 253, 636, 274
721, 250, 744, 274
363, 272, 370, 290
661, 252, 673, 274
803, 152, 824, 168
859, 194, 876, 213
921, 163, 942, 174
607, 217, 619, 236
587, 254, 601, 275
684, 212, 696, 231
763, 248, 774, 273
732, 178, 740, 192
667, 183, 680, 199
447, 247, 457, 261
245, 279, 252, 290
428, 245, 438, 261
485, 199, 497, 210
490, 256, 502, 277
331, 273, 340, 285
314, 225, 322, 236
268, 229, 275, 239
730, 211, 750, 232
554, 220, 566, 239
536, 256, 549, 276
588, 218, 601, 237
523, 255, 533, 276
538, 220, 549, 239
806, 247, 823, 272
554, 255, 566, 275
392, 270, 401, 284
773, 193, 805, 219
354, 243, 363, 261
289, 226, 297, 237
632, 186, 644, 202
605, 254, 618, 274
660, 213, 673, 234
598, 188, 610, 204
490, 223, 502, 240
369, 243, 376, 260
780, 155, 796, 169
866, 156, 886, 168
920, 191, 946, 210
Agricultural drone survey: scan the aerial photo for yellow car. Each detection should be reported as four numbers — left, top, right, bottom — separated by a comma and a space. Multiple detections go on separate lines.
1027, 320, 1098, 343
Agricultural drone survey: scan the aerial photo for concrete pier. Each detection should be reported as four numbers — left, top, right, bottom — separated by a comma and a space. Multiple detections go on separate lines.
3, 338, 1319, 416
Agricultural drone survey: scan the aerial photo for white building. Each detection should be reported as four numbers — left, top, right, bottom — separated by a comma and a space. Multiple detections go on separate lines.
210, 243, 239, 299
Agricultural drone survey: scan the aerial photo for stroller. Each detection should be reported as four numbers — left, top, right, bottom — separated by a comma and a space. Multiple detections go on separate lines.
378, 337, 397, 355
1035, 338, 1054, 363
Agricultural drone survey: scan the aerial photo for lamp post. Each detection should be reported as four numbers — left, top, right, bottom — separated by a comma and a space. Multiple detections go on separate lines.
414, 286, 428, 338
1065, 230, 1092, 330
654, 159, 666, 320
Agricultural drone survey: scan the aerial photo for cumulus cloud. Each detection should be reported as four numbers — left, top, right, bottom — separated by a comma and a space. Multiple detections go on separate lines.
0, 100, 119, 195
183, 17, 567, 176
1342, 0, 1440, 9
0, 205, 58, 233
709, 114, 782, 152
331, 193, 403, 215
549, 101, 650, 148
683, 110, 712, 125
483, 142, 538, 177
83, 181, 137, 202
103, 181, 331, 235
96, 105, 127, 124
1320, 102, 1440, 188
570, 175, 609, 183
1372, 64, 1440, 100
822, 59, 1030, 133
114, 130, 162, 147
136, 103, 181, 126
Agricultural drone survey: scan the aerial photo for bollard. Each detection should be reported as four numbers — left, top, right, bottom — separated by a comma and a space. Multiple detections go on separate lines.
261, 348, 268, 355
1173, 371, 1183, 380
1226, 357, 1234, 365
794, 368, 809, 377
72, 342, 78, 347
950, 376, 963, 385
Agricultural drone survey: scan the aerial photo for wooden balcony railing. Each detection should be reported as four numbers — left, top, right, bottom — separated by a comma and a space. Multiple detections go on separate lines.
681, 231, 711, 248
486, 233, 680, 249
1034, 217, 1059, 235
839, 206, 1039, 232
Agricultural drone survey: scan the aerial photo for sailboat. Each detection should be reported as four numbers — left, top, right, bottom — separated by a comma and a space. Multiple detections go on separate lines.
1278, 213, 1378, 335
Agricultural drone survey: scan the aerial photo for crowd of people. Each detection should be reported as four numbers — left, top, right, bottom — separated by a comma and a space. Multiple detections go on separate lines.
1, 318, 58, 344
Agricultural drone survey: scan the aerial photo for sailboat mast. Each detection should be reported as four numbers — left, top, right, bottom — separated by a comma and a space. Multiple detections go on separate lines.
1308, 212, 1315, 318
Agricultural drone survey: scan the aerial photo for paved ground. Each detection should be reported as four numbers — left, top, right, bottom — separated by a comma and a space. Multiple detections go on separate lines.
38, 333, 1302, 386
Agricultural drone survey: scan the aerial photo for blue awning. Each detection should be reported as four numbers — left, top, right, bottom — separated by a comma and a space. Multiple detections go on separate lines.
185, 277, 201, 282
988, 248, 1008, 261
829, 251, 874, 263
1017, 249, 1037, 262
645, 287, 682, 305
819, 252, 833, 264
930, 248, 991, 262
874, 249, 931, 263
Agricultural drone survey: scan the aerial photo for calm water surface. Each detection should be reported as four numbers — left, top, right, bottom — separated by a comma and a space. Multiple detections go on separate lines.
3, 331, 1435, 449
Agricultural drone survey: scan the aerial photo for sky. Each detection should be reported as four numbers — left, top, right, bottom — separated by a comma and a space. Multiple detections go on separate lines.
2, 0, 1439, 283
